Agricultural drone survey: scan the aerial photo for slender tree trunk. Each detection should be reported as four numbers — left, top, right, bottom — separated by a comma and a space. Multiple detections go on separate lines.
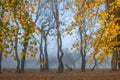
44, 36, 49, 71
15, 41, 20, 73
39, 38, 43, 71
59, 34, 64, 72
54, 0, 64, 73
91, 56, 97, 71
0, 51, 2, 73
21, 41, 28, 72
39, 36, 45, 71
79, 28, 86, 72
0, 5, 4, 74
56, 20, 64, 73
14, 9, 20, 73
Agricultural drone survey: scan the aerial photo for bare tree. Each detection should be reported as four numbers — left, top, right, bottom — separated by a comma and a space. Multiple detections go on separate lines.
52, 0, 64, 72
35, 0, 55, 71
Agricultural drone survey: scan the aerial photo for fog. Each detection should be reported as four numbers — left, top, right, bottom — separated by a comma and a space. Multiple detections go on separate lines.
2, 48, 111, 70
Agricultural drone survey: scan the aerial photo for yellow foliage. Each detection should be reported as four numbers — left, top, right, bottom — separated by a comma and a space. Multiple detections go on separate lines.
3, 50, 8, 58
20, 52, 25, 58
88, 60, 92, 65
116, 0, 120, 6
40, 61, 46, 65
29, 46, 33, 51
13, 56, 17, 61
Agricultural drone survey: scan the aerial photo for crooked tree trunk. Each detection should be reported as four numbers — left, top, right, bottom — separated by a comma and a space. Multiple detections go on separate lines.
91, 56, 97, 71
39, 37, 45, 71
14, 8, 20, 73
15, 39, 20, 73
0, 51, 2, 73
57, 31, 64, 72
44, 36, 49, 71
54, 0, 64, 73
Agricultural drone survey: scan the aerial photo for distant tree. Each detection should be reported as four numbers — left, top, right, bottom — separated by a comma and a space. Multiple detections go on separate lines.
34, 0, 55, 71
52, 0, 64, 72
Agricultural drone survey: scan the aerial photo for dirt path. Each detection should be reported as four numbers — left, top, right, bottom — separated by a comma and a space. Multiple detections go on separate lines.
0, 69, 120, 80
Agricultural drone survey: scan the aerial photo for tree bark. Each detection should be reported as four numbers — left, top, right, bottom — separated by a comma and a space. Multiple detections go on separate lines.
0, 51, 2, 73
91, 56, 97, 71
54, 0, 64, 73
111, 48, 118, 70
14, 8, 20, 73
15, 40, 20, 73
39, 36, 45, 71
44, 36, 49, 71
21, 41, 28, 72
79, 28, 86, 72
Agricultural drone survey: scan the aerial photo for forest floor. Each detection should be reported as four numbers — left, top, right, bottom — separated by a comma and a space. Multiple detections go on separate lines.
0, 69, 120, 80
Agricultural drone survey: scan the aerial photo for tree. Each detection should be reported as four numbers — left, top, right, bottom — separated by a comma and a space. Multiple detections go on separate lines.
106, 0, 120, 70
52, 0, 64, 72
72, 0, 97, 72
34, 0, 55, 71
0, 1, 11, 73
9, 0, 38, 72
87, 0, 120, 70
55, 0, 64, 72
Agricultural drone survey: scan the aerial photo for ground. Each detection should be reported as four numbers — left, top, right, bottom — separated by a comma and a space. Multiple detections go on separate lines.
0, 69, 120, 80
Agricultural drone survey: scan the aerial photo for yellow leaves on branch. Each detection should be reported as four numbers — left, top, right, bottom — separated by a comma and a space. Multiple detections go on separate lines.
3, 50, 8, 58
115, 0, 120, 7
29, 52, 37, 59
72, 0, 120, 64
84, 35, 91, 40
20, 52, 26, 58
29, 46, 33, 51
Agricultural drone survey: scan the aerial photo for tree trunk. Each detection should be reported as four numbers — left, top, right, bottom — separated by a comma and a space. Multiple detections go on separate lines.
44, 36, 49, 71
79, 28, 86, 72
54, 0, 64, 73
91, 56, 97, 71
21, 55, 26, 72
14, 16, 20, 73
118, 59, 120, 70
81, 57, 86, 72
15, 45, 20, 73
0, 51, 2, 73
57, 22, 64, 73
39, 37, 45, 71
111, 50, 118, 70
118, 46, 120, 70
21, 41, 28, 72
